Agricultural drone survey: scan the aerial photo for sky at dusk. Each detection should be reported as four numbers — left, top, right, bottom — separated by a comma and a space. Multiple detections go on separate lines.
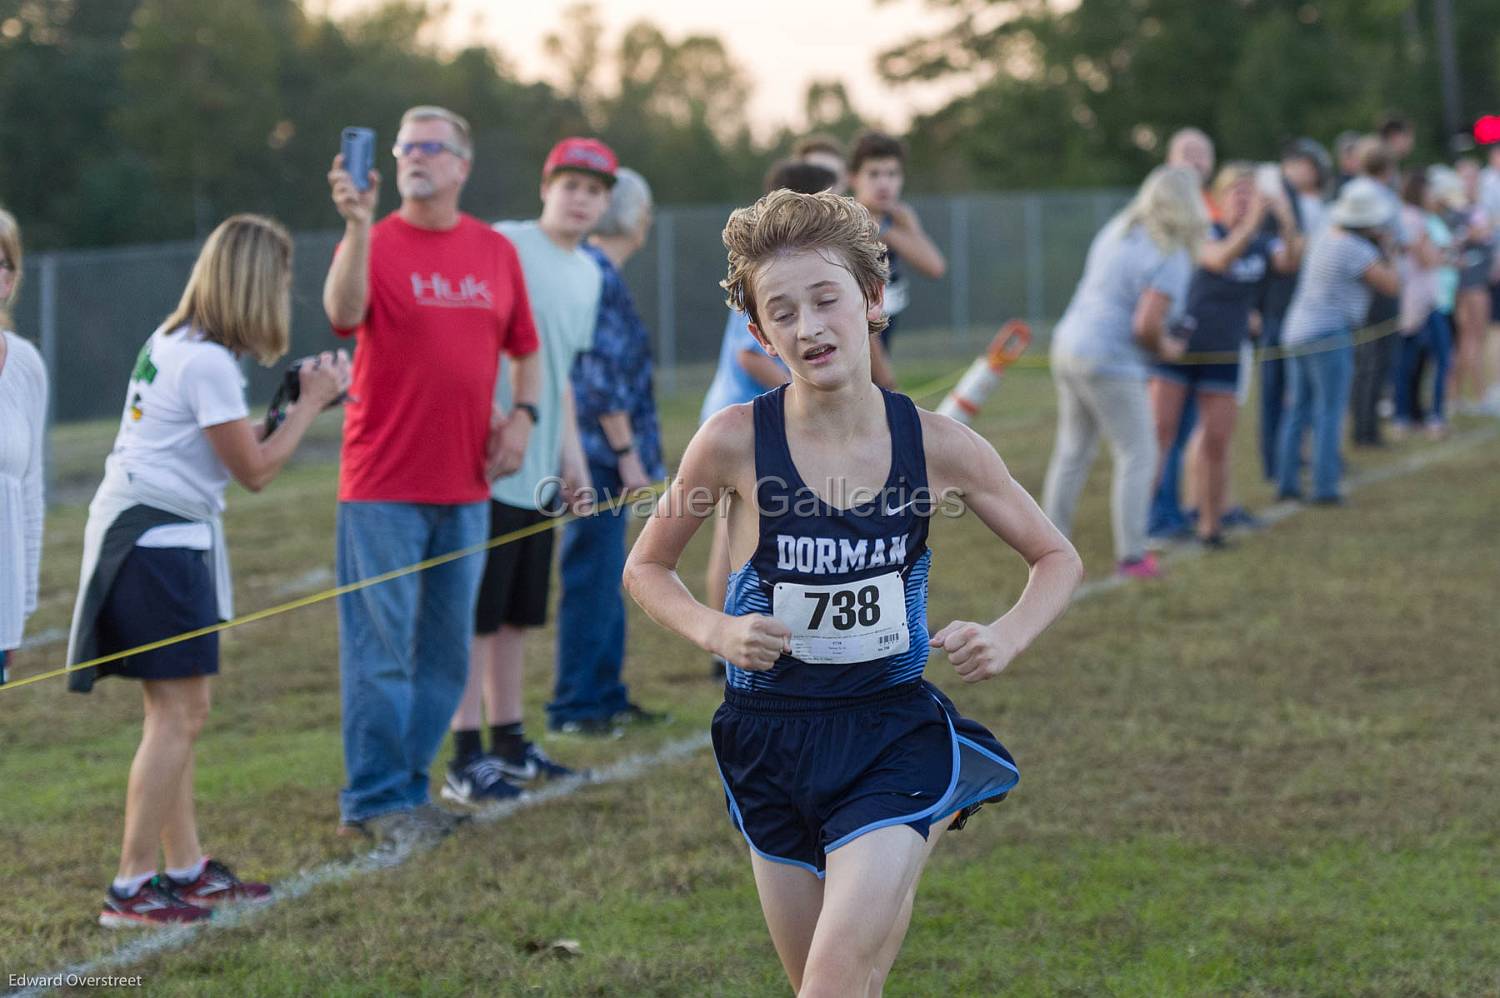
324, 0, 977, 136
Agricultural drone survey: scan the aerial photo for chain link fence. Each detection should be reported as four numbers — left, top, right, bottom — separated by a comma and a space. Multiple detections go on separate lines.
10, 188, 1130, 495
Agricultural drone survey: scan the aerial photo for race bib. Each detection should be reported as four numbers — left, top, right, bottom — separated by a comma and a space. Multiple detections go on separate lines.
772, 571, 910, 665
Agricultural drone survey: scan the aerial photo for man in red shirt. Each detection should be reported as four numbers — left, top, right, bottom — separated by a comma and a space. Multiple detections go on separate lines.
323, 105, 541, 843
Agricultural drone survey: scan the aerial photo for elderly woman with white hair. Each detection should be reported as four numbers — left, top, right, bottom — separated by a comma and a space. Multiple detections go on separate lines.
1041, 165, 1207, 580
0, 207, 47, 686
550, 167, 668, 732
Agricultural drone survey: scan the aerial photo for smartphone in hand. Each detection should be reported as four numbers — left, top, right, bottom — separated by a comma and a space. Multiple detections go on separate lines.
341, 127, 375, 192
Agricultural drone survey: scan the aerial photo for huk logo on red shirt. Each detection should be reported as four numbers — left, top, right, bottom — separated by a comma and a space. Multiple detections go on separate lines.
410, 273, 494, 308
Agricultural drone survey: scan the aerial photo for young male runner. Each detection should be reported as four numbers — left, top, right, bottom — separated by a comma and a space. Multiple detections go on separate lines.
444, 138, 615, 804
623, 190, 1082, 993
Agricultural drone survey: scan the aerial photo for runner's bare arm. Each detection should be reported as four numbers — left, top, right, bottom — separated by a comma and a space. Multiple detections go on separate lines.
920, 410, 1084, 682
623, 405, 792, 670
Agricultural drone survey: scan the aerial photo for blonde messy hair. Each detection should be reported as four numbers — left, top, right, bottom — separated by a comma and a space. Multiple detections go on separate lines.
0, 206, 21, 329
721, 189, 890, 336
161, 214, 292, 366
1107, 164, 1209, 257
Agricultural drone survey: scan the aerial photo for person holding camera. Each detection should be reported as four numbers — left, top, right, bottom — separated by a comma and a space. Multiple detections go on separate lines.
65, 214, 349, 927
323, 106, 542, 840
1276, 179, 1401, 504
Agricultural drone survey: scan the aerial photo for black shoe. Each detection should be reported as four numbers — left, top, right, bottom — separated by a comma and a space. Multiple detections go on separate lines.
440, 757, 525, 807
1309, 495, 1345, 507
495, 741, 576, 782
614, 702, 670, 727
1197, 533, 1231, 550
547, 717, 624, 739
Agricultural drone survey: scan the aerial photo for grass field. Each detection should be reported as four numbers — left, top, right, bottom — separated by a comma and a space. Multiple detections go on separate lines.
2, 355, 1498, 996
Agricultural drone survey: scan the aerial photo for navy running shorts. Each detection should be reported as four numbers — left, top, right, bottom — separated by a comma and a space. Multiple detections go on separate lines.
710, 679, 1018, 876
96, 546, 220, 682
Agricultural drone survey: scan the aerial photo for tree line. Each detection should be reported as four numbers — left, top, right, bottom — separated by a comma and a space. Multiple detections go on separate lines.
2, 0, 1495, 251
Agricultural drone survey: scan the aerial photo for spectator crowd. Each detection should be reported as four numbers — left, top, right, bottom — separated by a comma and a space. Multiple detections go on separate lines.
1044, 118, 1500, 578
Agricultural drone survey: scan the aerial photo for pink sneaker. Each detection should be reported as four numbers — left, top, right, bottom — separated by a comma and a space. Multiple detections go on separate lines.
1117, 553, 1162, 580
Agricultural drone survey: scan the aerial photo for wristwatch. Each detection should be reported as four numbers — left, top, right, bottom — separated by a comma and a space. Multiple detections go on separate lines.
513, 402, 539, 424
611, 440, 636, 456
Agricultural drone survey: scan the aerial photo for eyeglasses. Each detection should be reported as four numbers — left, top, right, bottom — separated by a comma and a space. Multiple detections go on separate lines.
392, 140, 468, 160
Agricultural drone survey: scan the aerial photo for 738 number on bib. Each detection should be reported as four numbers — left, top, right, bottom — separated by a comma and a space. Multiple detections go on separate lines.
803, 585, 882, 630
772, 571, 910, 665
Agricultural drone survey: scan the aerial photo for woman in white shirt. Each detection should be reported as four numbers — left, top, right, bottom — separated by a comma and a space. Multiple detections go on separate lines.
0, 207, 47, 685
66, 214, 349, 928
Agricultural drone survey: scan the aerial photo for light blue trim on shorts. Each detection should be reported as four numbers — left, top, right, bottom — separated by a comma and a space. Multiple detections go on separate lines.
822, 705, 963, 856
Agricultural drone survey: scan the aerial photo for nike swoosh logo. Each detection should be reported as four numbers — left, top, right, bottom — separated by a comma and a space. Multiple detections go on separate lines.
884, 500, 917, 516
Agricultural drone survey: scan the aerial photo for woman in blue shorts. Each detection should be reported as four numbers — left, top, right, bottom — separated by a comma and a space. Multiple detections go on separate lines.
625, 191, 1082, 993
66, 216, 349, 927
1150, 164, 1300, 547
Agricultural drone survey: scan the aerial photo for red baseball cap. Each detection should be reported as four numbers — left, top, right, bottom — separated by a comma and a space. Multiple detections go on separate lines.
543, 137, 618, 186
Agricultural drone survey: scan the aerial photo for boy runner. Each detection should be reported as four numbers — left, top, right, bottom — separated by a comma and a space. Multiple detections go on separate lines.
623, 190, 1082, 992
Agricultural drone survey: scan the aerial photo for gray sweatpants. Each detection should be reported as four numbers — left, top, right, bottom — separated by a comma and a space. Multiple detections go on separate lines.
1041, 360, 1157, 563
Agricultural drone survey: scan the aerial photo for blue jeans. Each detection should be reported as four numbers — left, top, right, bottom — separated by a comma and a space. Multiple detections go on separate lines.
1277, 330, 1354, 502
336, 501, 488, 823
1259, 311, 1287, 480
550, 462, 632, 725
1148, 392, 1196, 535
1395, 311, 1452, 423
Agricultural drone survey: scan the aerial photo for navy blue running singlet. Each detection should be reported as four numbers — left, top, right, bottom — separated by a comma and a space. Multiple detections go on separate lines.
723, 385, 933, 698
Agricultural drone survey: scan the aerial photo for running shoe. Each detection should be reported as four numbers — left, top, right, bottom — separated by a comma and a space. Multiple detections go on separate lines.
441, 756, 525, 806
168, 858, 271, 907
99, 876, 212, 929
548, 717, 624, 739
1197, 533, 1231, 551
613, 702, 670, 727
709, 656, 728, 681
1116, 553, 1162, 580
1221, 506, 1262, 530
495, 742, 575, 782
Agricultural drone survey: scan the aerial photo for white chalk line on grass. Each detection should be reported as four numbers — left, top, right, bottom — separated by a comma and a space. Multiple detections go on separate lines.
8, 733, 712, 998
11, 422, 1497, 995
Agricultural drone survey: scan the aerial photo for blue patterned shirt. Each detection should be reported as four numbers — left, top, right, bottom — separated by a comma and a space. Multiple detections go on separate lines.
571, 244, 666, 480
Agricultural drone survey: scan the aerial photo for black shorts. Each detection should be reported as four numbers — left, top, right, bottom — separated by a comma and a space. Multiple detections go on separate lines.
711, 680, 1018, 876
474, 500, 556, 633
1154, 358, 1239, 395
96, 546, 220, 682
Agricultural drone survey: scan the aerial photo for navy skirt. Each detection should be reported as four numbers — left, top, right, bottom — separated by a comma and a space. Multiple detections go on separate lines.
95, 547, 220, 682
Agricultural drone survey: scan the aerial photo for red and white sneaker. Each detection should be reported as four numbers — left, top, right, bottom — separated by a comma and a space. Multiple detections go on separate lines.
168, 858, 272, 907
99, 877, 212, 928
